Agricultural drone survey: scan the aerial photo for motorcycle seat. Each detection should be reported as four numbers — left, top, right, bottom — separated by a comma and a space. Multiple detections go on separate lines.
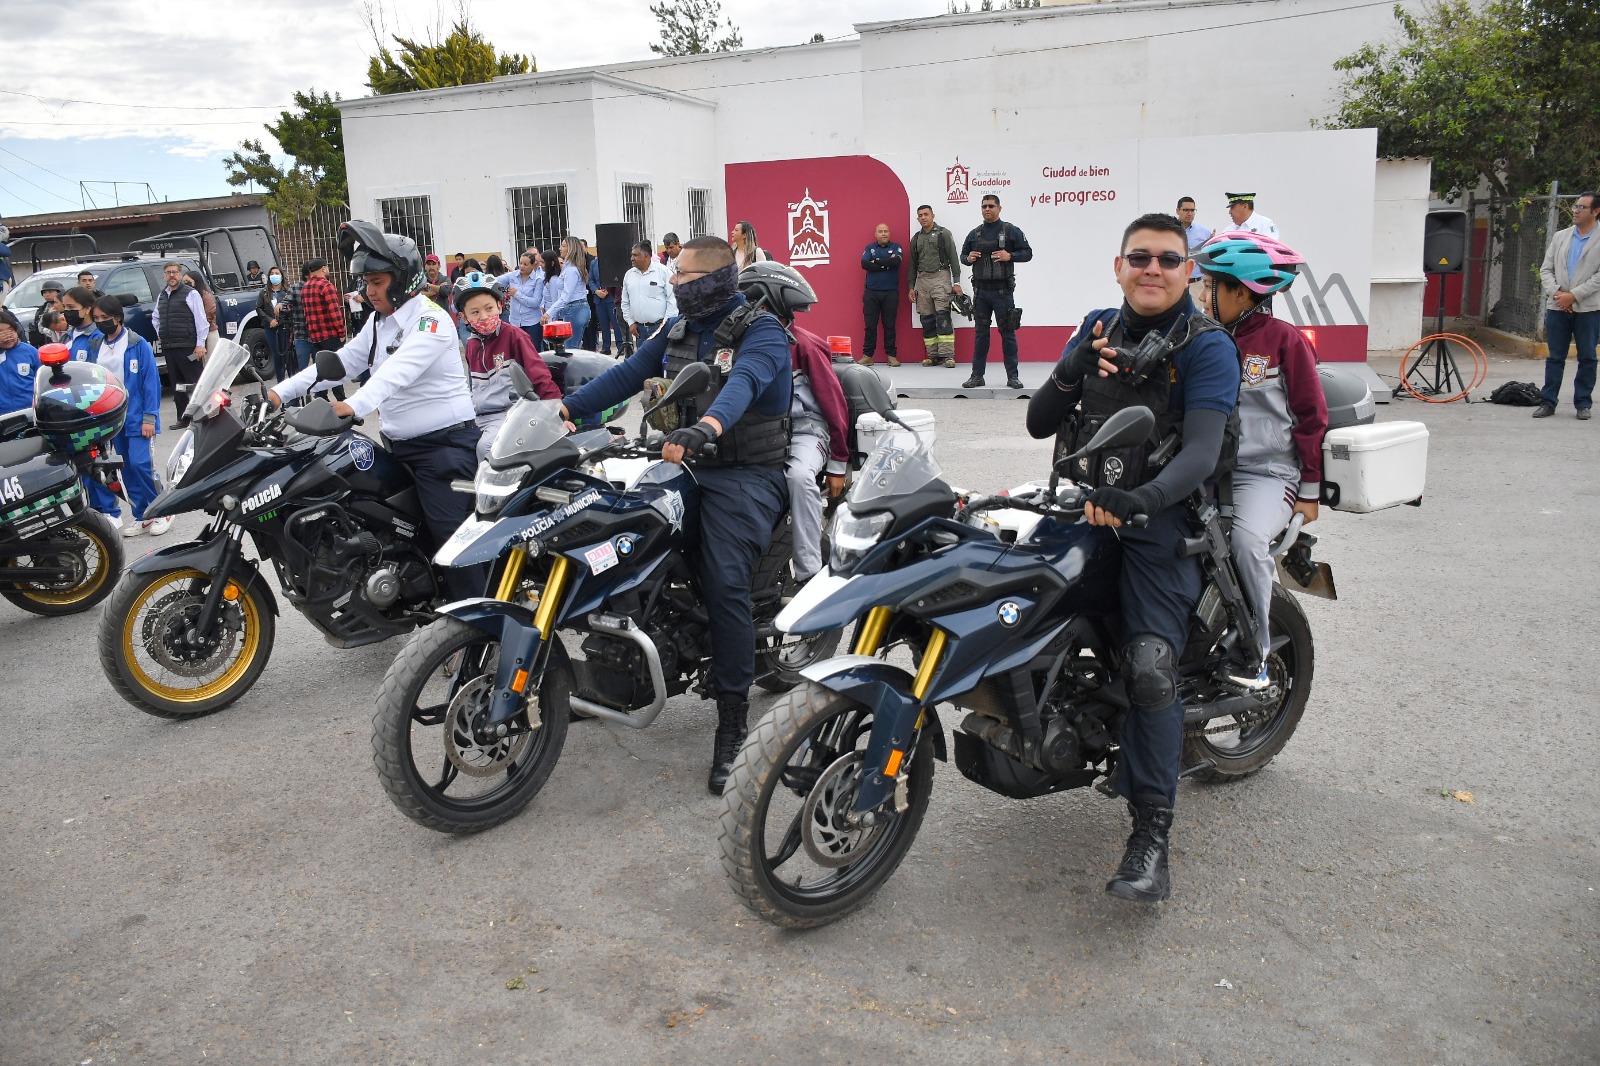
0, 408, 36, 442
0, 435, 47, 468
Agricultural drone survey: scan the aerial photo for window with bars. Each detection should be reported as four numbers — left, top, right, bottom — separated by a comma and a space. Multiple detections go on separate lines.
509, 184, 570, 255
376, 196, 435, 257
686, 188, 712, 239
621, 183, 653, 244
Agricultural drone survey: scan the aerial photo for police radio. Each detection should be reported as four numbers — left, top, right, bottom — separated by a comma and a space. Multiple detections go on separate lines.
1108, 317, 1184, 387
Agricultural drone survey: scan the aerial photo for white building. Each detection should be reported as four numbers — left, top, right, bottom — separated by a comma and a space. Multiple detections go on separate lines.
338, 0, 1432, 360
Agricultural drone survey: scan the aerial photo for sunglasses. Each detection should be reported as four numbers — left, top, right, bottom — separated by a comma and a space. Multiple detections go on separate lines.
1124, 251, 1188, 271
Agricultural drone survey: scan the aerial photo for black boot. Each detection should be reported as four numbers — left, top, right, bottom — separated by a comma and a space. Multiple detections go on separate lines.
1105, 798, 1173, 903
707, 695, 749, 795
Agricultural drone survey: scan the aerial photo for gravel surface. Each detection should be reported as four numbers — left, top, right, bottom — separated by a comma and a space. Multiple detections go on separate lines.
2, 355, 1595, 1063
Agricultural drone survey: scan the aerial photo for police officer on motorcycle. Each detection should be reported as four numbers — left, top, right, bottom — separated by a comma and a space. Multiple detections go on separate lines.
1025, 212, 1240, 904
267, 220, 482, 598
560, 236, 793, 794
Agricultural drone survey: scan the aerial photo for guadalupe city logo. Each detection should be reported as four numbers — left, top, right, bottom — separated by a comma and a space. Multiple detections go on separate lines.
946, 158, 1010, 205
787, 189, 830, 267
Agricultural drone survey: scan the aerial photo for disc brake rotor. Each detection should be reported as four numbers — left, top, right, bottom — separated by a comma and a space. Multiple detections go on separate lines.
800, 751, 886, 868
139, 588, 243, 677
442, 674, 532, 778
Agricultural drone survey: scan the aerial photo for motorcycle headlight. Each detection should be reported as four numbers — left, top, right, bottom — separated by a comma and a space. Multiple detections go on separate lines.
165, 428, 195, 487
829, 505, 892, 573
474, 461, 529, 515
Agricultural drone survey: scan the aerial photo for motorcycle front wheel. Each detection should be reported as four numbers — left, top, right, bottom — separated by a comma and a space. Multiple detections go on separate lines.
1, 511, 123, 617
719, 682, 933, 929
371, 616, 571, 834
97, 565, 275, 719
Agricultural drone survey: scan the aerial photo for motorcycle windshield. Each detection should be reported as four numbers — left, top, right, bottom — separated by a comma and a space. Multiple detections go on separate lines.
489, 398, 569, 465
187, 340, 251, 422
847, 435, 942, 508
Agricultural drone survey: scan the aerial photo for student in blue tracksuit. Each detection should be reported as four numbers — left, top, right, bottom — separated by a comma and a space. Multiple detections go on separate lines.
82, 295, 169, 536
0, 309, 41, 415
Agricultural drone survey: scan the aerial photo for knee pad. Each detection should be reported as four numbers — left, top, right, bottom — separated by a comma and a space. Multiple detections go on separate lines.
935, 310, 952, 335
920, 314, 937, 338
1124, 636, 1177, 710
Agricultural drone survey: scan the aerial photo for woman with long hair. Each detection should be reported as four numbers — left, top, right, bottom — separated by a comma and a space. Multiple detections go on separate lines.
485, 254, 508, 277
186, 271, 219, 355
255, 264, 291, 380
541, 236, 591, 346
731, 221, 770, 270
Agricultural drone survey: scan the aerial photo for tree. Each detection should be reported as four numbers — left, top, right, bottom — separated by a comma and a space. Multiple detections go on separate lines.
649, 0, 744, 56
367, 18, 534, 95
222, 89, 347, 221
1327, 0, 1600, 199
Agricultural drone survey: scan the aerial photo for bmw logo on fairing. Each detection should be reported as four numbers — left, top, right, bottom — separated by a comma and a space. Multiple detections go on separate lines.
998, 601, 1021, 627
348, 437, 376, 472
616, 536, 635, 555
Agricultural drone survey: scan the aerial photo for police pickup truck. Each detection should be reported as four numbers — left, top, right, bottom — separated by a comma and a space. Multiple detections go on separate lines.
2, 226, 282, 379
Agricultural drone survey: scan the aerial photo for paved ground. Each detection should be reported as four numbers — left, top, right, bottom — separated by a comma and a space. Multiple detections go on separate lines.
3, 355, 1596, 1064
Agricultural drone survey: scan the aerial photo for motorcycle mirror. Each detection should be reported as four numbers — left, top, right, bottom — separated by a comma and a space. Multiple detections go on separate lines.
1065, 406, 1156, 461
639, 362, 711, 423
835, 362, 896, 419
117, 293, 138, 308
507, 362, 536, 400
313, 350, 345, 384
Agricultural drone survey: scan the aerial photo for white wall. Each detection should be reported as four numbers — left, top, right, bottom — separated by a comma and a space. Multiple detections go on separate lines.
1370, 157, 1432, 352
590, 88, 717, 247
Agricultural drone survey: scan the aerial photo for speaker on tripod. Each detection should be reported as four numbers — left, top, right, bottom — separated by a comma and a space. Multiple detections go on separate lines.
1397, 211, 1472, 400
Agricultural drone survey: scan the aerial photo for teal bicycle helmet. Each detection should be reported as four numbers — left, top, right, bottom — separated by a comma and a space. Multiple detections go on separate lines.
1192, 230, 1304, 295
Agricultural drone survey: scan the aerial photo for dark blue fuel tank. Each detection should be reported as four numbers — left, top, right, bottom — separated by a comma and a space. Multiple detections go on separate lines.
1005, 515, 1122, 616
315, 431, 413, 498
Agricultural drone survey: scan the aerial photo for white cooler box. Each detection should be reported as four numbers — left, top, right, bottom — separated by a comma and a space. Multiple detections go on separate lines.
856, 409, 937, 457
1321, 421, 1429, 512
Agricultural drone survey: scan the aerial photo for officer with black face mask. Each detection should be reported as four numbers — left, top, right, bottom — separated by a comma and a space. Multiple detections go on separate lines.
561, 235, 793, 794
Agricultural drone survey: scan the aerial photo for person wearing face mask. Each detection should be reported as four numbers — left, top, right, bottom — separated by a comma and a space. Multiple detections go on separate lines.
453, 271, 562, 460
82, 296, 169, 537
255, 265, 291, 381
60, 286, 102, 353
560, 235, 794, 795
0, 309, 42, 416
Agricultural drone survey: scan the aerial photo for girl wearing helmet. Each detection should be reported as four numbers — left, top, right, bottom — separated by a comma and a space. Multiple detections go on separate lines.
1192, 231, 1329, 691
454, 271, 562, 460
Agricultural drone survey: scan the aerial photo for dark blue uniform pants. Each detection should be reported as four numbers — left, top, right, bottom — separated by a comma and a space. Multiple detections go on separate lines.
970, 285, 1018, 379
692, 464, 788, 698
387, 422, 487, 601
1112, 503, 1202, 807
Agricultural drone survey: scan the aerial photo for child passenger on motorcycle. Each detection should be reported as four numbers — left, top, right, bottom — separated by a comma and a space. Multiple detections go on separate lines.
1191, 232, 1328, 690
454, 272, 562, 461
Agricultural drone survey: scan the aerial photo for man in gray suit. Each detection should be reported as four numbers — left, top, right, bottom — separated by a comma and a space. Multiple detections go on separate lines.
1536, 190, 1600, 419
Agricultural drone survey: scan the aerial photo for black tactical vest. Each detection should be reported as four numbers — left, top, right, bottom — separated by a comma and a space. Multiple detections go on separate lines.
157, 283, 199, 354
968, 222, 1017, 287
1057, 311, 1237, 490
661, 305, 791, 468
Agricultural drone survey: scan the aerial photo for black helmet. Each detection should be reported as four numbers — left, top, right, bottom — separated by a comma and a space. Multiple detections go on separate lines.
339, 219, 424, 309
451, 270, 505, 313
737, 261, 816, 319
543, 350, 630, 428
949, 291, 973, 318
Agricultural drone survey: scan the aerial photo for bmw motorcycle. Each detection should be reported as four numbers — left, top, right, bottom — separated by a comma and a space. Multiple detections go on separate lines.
0, 352, 126, 617
718, 388, 1325, 928
370, 363, 842, 834
97, 341, 454, 719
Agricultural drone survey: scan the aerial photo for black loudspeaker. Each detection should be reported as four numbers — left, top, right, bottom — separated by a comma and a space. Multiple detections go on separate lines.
594, 223, 639, 289
1423, 211, 1468, 274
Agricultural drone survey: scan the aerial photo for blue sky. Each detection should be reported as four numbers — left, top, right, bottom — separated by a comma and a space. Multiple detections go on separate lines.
0, 0, 940, 220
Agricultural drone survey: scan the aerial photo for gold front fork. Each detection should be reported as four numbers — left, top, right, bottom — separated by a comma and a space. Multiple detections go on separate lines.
853, 606, 892, 655
531, 555, 569, 639
494, 547, 527, 602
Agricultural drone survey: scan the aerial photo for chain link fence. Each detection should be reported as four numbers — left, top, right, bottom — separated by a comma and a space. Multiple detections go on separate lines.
1474, 189, 1577, 339
266, 202, 353, 296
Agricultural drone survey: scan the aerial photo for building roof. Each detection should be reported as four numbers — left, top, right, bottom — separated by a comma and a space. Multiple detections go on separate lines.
336, 69, 718, 115
4, 193, 266, 233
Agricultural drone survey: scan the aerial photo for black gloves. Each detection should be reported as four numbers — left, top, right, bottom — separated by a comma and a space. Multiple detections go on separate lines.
1086, 484, 1157, 523
1054, 336, 1101, 387
664, 421, 716, 455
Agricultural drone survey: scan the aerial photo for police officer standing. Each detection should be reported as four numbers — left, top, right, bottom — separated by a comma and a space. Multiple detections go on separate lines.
267, 221, 482, 599
561, 236, 792, 795
1025, 212, 1240, 904
962, 194, 1032, 390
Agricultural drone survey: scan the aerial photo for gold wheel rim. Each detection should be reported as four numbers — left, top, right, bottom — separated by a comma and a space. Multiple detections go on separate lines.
120, 568, 263, 703
13, 523, 115, 606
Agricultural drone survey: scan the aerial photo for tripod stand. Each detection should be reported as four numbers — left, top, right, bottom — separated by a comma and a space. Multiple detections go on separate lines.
1395, 273, 1472, 401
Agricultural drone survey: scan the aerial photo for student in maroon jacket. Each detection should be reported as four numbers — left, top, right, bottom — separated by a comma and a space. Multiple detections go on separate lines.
454, 272, 561, 460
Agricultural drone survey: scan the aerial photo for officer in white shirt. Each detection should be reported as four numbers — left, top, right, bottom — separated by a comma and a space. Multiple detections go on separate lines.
1225, 192, 1279, 239
621, 241, 677, 341
268, 220, 482, 596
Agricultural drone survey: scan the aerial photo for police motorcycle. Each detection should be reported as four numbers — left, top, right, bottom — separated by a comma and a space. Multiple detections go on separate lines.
0, 344, 126, 616
97, 340, 454, 718
369, 361, 842, 834
718, 378, 1327, 928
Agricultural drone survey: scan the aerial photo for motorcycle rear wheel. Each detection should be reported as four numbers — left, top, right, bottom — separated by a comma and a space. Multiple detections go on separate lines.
2, 511, 123, 616
1182, 583, 1314, 781
97, 565, 275, 719
371, 616, 571, 834
719, 683, 933, 929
